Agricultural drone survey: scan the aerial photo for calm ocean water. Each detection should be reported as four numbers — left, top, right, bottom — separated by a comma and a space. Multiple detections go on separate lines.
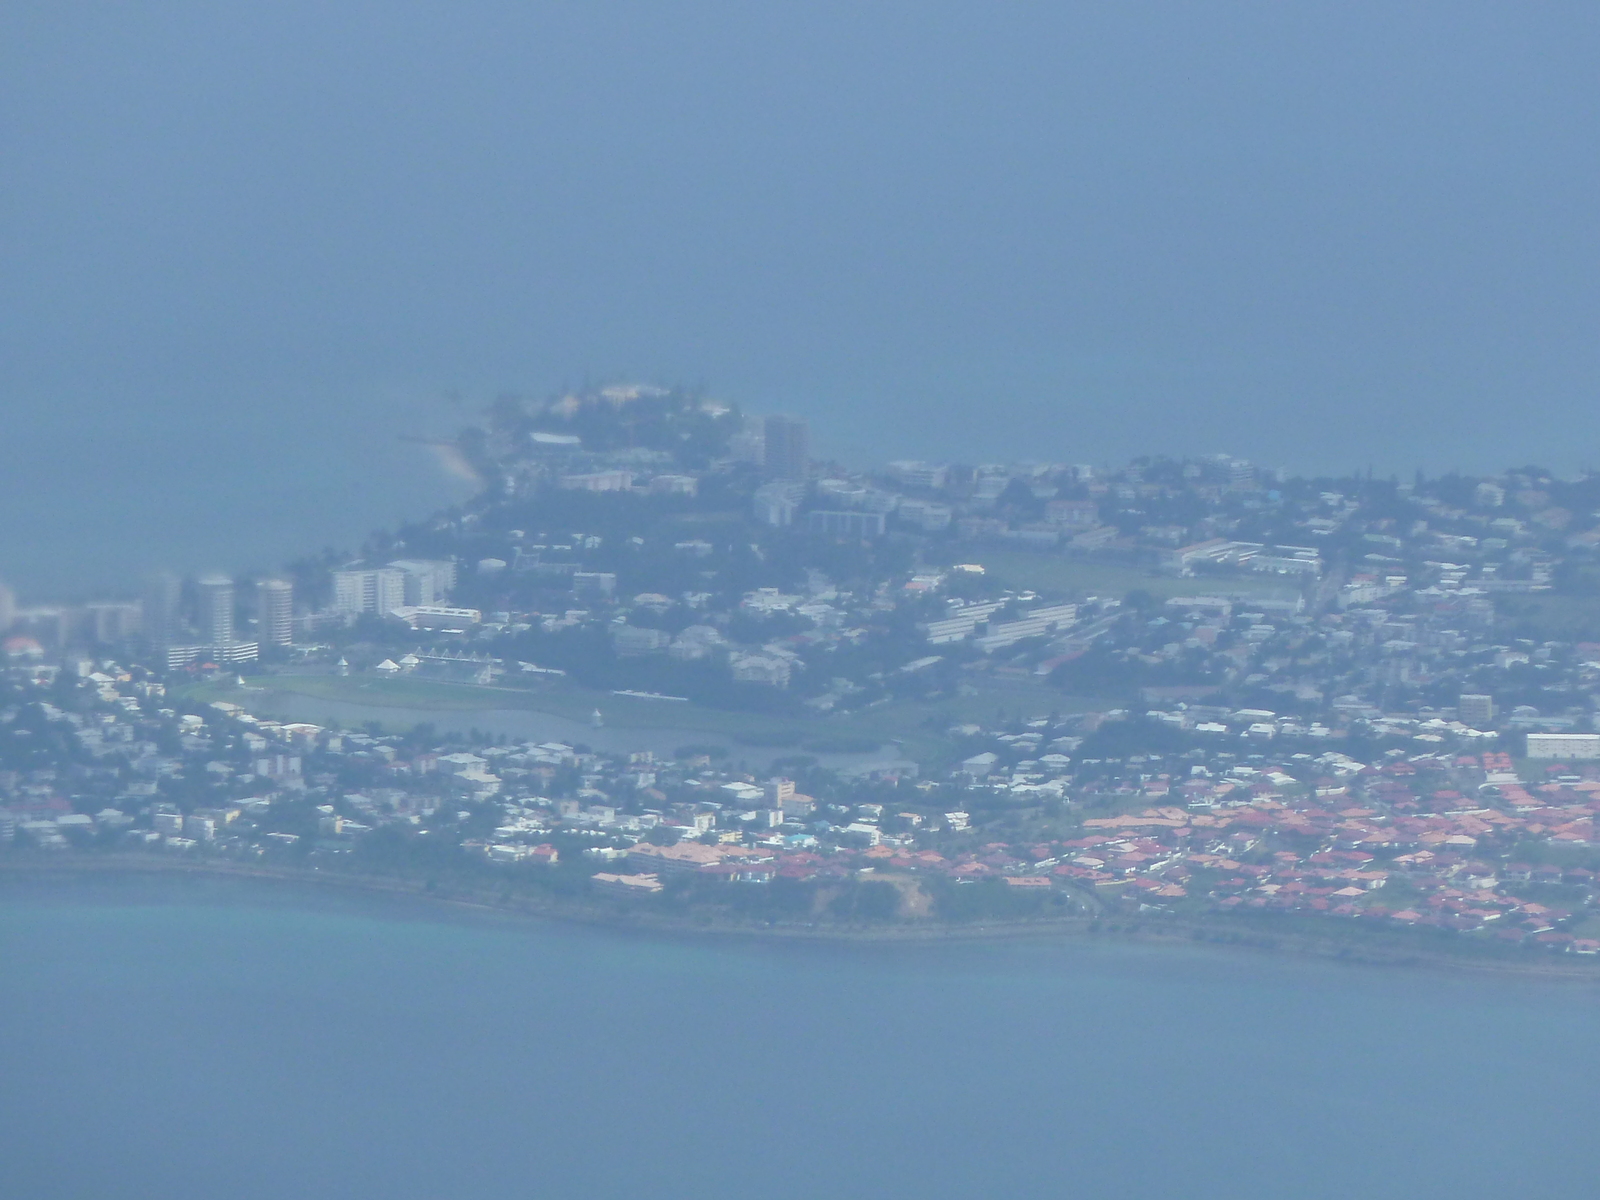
1, 876, 1597, 1200
6, 5, 1600, 596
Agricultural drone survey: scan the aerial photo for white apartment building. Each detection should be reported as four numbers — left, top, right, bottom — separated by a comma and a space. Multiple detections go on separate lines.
332, 567, 407, 616
1526, 733, 1600, 760
257, 579, 293, 646
922, 600, 1007, 645
973, 604, 1078, 653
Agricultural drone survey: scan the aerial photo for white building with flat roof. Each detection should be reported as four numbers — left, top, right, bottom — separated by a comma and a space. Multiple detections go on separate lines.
333, 567, 407, 616
1526, 733, 1600, 760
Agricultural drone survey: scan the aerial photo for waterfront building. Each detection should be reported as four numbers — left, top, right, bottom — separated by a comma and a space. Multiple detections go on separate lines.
143, 570, 182, 651
197, 575, 234, 646
257, 579, 293, 646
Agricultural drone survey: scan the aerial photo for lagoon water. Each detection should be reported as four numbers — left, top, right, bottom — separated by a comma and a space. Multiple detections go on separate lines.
2, 877, 1597, 1200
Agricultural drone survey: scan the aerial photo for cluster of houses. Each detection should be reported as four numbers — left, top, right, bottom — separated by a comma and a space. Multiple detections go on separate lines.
6, 647, 1600, 954
11, 391, 1600, 954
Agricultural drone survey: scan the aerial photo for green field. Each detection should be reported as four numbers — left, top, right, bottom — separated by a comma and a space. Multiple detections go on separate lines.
966, 549, 1301, 603
181, 667, 1103, 767
843, 675, 1105, 763
185, 673, 810, 739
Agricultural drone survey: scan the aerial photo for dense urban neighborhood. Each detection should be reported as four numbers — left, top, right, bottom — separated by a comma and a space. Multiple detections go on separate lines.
9, 386, 1600, 964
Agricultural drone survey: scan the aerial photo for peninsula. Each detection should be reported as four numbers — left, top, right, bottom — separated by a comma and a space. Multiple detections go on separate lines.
6, 385, 1600, 971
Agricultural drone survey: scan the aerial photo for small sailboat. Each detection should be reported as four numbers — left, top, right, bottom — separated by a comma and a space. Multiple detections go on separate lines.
590, 708, 604, 728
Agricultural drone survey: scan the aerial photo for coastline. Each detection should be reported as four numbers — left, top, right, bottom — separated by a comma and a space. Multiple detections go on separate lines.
15, 397, 1600, 995
6, 856, 1600, 984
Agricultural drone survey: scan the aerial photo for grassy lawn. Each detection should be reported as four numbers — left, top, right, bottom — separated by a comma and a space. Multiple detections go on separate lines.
841, 674, 1106, 764
182, 666, 1103, 766
967, 549, 1300, 603
185, 673, 810, 741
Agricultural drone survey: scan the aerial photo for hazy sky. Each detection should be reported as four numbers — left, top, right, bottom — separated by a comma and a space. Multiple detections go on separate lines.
3, 3, 1597, 593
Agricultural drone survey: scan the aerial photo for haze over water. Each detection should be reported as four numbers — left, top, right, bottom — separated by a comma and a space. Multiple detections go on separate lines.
2, 879, 1599, 1200
4, 3, 1599, 595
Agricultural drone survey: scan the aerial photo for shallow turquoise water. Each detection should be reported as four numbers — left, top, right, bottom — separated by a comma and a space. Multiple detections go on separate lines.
2, 876, 1597, 1199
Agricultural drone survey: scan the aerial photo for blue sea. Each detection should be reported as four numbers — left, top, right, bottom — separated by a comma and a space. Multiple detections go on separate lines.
2, 876, 1597, 1200
5, 4, 1600, 596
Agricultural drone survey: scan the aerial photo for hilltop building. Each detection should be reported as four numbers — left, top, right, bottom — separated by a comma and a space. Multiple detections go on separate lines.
334, 561, 456, 615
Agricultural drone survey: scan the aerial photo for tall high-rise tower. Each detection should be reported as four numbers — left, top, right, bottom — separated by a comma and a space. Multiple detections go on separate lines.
197, 575, 234, 647
763, 415, 810, 480
257, 579, 293, 647
143, 571, 182, 650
